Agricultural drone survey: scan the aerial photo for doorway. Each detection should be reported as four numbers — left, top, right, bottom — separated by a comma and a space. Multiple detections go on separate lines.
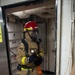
2, 0, 56, 75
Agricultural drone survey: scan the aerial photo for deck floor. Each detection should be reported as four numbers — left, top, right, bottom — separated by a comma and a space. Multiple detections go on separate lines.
43, 71, 54, 75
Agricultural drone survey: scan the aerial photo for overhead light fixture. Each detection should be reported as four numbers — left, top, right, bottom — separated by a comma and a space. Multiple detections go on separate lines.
0, 8, 1, 11
0, 20, 3, 22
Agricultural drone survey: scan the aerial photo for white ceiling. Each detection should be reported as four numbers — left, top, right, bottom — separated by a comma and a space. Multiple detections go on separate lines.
12, 6, 55, 19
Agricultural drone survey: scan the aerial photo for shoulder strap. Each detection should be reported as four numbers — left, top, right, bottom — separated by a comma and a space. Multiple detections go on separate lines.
21, 39, 28, 53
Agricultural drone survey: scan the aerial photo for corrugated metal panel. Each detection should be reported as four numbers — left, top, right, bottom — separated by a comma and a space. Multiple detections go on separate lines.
7, 21, 23, 75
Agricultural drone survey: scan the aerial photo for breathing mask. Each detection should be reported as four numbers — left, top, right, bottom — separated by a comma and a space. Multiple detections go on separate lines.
28, 29, 41, 43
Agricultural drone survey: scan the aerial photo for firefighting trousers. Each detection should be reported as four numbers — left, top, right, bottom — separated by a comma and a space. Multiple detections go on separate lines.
17, 68, 38, 75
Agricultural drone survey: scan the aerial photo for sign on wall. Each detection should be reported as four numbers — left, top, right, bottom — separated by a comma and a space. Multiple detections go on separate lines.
0, 23, 3, 42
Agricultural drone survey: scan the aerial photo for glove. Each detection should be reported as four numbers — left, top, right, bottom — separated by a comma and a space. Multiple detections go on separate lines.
28, 54, 37, 63
34, 56, 43, 66
17, 64, 21, 71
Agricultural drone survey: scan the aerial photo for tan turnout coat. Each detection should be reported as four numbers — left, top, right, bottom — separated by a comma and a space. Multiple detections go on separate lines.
16, 39, 44, 75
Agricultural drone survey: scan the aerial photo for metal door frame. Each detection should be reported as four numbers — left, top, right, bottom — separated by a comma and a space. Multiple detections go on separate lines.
1, 0, 58, 75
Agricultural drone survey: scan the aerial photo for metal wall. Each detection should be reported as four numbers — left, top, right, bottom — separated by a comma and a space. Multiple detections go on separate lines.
0, 7, 9, 75
38, 22, 47, 71
47, 18, 55, 72
7, 15, 23, 75
0, 24, 9, 75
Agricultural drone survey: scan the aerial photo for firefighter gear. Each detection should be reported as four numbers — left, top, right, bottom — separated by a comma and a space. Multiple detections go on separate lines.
23, 21, 38, 31
23, 21, 41, 43
16, 21, 44, 75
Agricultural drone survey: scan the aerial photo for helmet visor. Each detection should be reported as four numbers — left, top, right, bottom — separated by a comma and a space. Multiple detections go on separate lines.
31, 29, 41, 43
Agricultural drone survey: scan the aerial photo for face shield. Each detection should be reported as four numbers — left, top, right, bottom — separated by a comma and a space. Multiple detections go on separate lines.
28, 29, 41, 43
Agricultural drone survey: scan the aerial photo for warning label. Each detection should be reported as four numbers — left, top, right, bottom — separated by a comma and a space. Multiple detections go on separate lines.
0, 24, 3, 42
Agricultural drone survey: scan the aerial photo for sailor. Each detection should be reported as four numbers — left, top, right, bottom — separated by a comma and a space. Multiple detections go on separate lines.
16, 21, 44, 75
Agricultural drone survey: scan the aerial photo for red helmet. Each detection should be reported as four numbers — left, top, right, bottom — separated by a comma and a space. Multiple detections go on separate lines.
24, 21, 38, 31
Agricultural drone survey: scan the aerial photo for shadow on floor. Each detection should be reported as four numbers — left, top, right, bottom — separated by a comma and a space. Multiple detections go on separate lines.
42, 70, 54, 75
